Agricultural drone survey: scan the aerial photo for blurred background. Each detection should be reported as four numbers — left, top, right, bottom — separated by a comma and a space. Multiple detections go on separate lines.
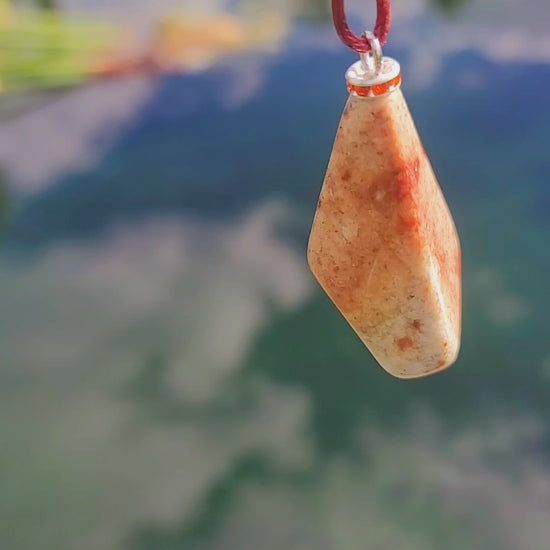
1, 0, 550, 549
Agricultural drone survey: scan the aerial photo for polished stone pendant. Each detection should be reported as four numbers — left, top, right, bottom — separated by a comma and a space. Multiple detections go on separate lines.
308, 45, 461, 378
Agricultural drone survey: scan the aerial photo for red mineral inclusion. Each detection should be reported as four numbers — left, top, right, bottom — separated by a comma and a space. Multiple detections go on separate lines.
308, 66, 461, 378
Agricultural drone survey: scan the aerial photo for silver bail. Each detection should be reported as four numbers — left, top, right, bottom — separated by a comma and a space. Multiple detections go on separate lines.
360, 31, 383, 76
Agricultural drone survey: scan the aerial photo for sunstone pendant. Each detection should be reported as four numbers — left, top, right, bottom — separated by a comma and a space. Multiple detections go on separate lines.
308, 38, 461, 378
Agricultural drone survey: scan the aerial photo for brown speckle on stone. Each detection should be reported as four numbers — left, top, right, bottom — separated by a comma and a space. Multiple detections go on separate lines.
397, 337, 414, 351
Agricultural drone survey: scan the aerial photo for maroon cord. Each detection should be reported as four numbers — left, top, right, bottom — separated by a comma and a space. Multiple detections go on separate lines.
331, 0, 391, 53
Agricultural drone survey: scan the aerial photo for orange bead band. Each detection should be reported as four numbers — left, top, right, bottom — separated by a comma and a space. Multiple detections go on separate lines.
347, 73, 401, 97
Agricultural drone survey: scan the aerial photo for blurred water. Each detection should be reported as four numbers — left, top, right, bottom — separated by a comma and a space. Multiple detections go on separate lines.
1, 1, 550, 549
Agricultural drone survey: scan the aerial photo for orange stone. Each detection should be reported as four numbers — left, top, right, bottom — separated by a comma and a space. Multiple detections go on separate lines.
308, 69, 461, 378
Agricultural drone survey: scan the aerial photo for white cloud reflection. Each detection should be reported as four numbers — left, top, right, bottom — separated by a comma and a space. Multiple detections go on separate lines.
470, 267, 530, 326
0, 202, 313, 550
0, 198, 545, 550
203, 411, 550, 550
0, 77, 156, 193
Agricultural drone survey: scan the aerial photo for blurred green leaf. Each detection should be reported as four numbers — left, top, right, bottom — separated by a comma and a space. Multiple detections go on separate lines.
36, 0, 58, 10
0, 171, 8, 233
299, 0, 331, 23
430, 0, 470, 15
0, 9, 119, 93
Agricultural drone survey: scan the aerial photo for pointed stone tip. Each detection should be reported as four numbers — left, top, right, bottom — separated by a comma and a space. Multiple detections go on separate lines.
369, 331, 461, 379
385, 352, 460, 380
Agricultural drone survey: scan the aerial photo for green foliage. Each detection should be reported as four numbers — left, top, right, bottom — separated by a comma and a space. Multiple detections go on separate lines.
0, 172, 8, 233
36, 0, 58, 10
430, 0, 470, 15
0, 10, 118, 93
299, 0, 331, 23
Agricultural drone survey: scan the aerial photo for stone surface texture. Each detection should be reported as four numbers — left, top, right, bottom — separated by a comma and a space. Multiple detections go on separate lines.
308, 88, 461, 378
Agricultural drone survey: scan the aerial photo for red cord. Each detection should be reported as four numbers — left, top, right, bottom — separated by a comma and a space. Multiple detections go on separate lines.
332, 0, 391, 53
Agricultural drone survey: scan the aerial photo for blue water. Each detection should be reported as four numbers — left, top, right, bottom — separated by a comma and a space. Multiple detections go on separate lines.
1, 5, 550, 550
